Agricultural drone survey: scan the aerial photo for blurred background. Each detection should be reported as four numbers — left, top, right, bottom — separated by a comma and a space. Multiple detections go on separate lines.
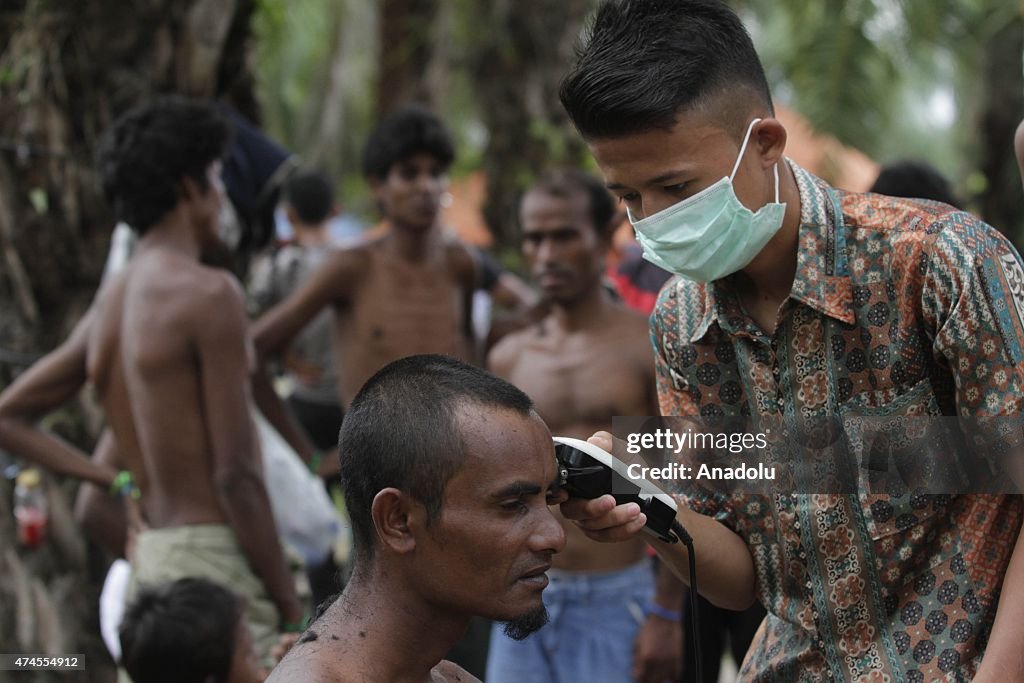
1, 1, 1023, 677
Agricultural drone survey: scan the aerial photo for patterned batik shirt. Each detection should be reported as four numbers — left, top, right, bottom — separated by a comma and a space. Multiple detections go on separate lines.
652, 161, 1024, 682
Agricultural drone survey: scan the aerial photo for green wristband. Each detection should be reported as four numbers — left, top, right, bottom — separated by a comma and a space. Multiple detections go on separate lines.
110, 470, 141, 499
282, 619, 306, 634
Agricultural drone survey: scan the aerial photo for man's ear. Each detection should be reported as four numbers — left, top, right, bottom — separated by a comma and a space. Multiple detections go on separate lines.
754, 118, 787, 168
371, 488, 424, 554
179, 175, 206, 205
284, 204, 300, 227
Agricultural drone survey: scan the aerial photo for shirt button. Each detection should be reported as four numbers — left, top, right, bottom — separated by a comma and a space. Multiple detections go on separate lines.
806, 580, 813, 589
794, 521, 801, 530
777, 398, 785, 407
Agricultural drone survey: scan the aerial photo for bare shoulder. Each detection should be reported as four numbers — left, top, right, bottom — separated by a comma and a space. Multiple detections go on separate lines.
186, 266, 247, 325
607, 302, 653, 342
486, 323, 534, 375
431, 659, 480, 683
443, 239, 479, 287
265, 657, 334, 683
314, 242, 372, 296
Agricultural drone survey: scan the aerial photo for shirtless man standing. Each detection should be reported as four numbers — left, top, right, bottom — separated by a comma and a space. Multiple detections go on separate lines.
252, 104, 478, 460
0, 98, 302, 663
267, 355, 567, 683
486, 170, 682, 683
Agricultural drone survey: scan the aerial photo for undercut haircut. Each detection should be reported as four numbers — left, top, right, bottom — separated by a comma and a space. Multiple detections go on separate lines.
119, 578, 243, 683
361, 104, 455, 181
560, 0, 773, 141
96, 96, 231, 235
339, 354, 534, 563
526, 169, 619, 240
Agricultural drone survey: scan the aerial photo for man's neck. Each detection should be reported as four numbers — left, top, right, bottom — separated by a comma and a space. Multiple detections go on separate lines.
729, 160, 802, 334
385, 222, 439, 263
294, 225, 330, 248
133, 206, 202, 260
312, 576, 469, 682
549, 284, 612, 333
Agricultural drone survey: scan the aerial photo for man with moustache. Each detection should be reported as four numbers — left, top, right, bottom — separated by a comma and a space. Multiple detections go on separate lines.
267, 355, 567, 682
487, 170, 683, 683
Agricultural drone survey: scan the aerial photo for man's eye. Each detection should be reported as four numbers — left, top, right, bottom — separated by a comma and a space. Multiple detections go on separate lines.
664, 182, 689, 194
502, 500, 529, 513
619, 192, 640, 204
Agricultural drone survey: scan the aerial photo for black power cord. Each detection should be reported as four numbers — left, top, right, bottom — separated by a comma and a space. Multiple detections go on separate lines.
670, 519, 702, 683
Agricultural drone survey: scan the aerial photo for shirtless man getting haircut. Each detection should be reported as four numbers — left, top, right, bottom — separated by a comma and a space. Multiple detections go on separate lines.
267, 355, 567, 683
0, 97, 302, 663
486, 170, 683, 683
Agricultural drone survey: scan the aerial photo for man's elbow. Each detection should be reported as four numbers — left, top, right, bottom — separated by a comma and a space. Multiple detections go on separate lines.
0, 410, 28, 450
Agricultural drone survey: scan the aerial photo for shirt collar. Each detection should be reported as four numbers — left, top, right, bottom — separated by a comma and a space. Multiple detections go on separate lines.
689, 160, 856, 343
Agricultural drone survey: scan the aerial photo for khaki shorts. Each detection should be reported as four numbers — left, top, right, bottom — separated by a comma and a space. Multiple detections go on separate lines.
121, 525, 280, 672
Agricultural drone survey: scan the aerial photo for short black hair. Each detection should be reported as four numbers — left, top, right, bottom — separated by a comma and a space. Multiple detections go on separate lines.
284, 168, 335, 224
870, 160, 961, 209
560, 0, 773, 140
96, 96, 231, 235
339, 354, 533, 562
119, 578, 243, 683
525, 169, 619, 239
361, 104, 455, 181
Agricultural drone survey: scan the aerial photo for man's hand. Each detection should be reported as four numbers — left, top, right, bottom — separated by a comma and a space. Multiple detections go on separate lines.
560, 495, 648, 542
632, 615, 683, 683
558, 431, 649, 542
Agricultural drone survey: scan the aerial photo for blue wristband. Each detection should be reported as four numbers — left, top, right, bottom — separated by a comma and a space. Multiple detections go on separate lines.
645, 603, 682, 622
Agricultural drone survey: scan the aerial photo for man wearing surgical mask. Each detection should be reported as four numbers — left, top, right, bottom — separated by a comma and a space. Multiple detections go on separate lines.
557, 1, 1024, 682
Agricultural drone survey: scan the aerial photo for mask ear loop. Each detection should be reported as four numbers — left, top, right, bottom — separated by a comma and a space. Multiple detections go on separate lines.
729, 118, 762, 180
730, 118, 782, 204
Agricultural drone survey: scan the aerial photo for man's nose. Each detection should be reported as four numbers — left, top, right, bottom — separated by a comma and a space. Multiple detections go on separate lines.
416, 172, 443, 194
535, 237, 560, 265
531, 505, 567, 554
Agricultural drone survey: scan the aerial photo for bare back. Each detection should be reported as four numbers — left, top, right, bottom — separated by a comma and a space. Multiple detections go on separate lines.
489, 302, 656, 571
86, 249, 253, 528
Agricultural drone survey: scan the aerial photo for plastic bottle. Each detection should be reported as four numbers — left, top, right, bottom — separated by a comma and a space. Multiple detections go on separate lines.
14, 468, 48, 548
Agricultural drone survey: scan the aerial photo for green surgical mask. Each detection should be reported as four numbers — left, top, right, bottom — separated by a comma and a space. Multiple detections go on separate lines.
627, 118, 786, 283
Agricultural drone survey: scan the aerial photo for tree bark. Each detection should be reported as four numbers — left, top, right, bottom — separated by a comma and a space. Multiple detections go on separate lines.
376, 0, 439, 116
0, 2, 258, 677
977, 16, 1024, 245
463, 0, 593, 251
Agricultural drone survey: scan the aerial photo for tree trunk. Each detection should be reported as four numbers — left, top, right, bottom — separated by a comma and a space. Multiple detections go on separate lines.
462, 0, 593, 252
977, 16, 1024, 246
0, 2, 258, 678
376, 0, 439, 116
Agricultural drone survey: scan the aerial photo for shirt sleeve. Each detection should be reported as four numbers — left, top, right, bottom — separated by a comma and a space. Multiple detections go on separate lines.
923, 214, 1024, 418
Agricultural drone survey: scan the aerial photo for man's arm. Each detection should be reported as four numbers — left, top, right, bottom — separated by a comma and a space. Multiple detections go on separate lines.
0, 311, 118, 487
560, 439, 756, 611
199, 275, 303, 626
632, 559, 685, 683
449, 242, 483, 364
74, 429, 128, 557
250, 248, 363, 460
923, 226, 1024, 681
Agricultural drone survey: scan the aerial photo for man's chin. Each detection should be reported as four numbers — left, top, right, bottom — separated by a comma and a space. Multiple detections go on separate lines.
501, 605, 549, 641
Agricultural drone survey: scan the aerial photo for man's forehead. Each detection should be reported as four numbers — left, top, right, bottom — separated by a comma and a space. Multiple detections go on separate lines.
451, 406, 554, 483
589, 122, 734, 182
520, 190, 591, 227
